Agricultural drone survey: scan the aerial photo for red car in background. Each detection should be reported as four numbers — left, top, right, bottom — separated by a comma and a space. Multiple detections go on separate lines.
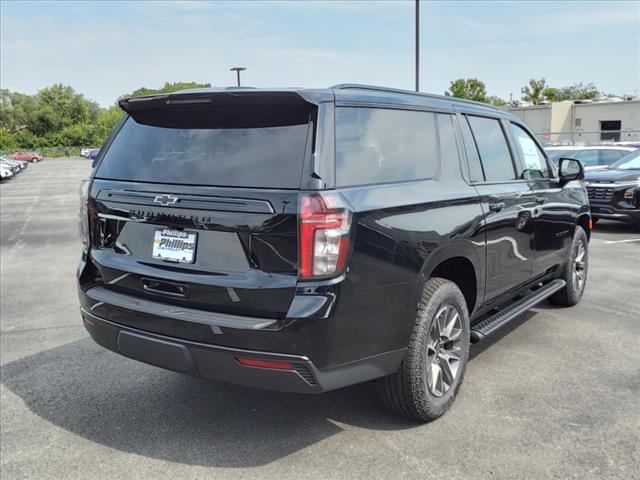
10, 151, 43, 163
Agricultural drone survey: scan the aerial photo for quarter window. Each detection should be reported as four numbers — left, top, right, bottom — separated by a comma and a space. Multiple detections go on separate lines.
335, 108, 453, 186
466, 116, 516, 181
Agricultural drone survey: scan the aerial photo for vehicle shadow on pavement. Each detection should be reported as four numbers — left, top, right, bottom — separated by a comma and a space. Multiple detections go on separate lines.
592, 220, 639, 235
1, 337, 419, 467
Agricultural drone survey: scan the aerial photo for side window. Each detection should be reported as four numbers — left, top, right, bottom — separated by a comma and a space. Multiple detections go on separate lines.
599, 150, 623, 165
459, 116, 485, 182
466, 115, 516, 181
573, 150, 599, 167
335, 108, 447, 187
509, 123, 550, 179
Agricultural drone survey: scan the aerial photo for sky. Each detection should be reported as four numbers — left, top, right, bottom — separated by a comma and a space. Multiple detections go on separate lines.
1, 0, 639, 107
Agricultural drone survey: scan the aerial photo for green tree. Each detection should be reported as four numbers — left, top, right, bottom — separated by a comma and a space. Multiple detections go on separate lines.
542, 87, 559, 102
445, 78, 488, 102
556, 82, 598, 101
521, 78, 547, 105
1, 81, 212, 150
124, 81, 212, 98
30, 104, 60, 136
52, 123, 96, 147
94, 105, 123, 143
489, 96, 507, 107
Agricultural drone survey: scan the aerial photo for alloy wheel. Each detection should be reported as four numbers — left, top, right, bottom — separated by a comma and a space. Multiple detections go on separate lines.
572, 239, 586, 292
425, 304, 463, 397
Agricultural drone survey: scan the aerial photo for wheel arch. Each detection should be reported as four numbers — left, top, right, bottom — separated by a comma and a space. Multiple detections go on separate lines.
418, 244, 483, 317
577, 213, 591, 240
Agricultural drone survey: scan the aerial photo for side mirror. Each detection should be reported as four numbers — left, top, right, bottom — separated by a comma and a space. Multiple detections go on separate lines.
89, 150, 100, 168
558, 158, 584, 182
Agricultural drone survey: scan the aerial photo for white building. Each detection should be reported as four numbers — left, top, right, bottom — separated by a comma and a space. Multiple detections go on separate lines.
505, 98, 640, 145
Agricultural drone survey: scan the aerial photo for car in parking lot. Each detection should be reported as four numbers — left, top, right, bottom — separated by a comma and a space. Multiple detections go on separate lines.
0, 163, 14, 180
9, 151, 43, 163
78, 84, 591, 422
1, 156, 28, 171
584, 149, 640, 229
1, 158, 21, 175
545, 145, 636, 170
88, 149, 100, 161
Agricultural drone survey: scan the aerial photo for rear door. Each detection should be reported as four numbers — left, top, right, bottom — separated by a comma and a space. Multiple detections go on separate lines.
458, 113, 536, 302
88, 92, 318, 321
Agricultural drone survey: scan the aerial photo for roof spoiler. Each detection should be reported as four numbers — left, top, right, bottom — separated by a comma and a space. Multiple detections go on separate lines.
118, 89, 331, 115
118, 90, 322, 129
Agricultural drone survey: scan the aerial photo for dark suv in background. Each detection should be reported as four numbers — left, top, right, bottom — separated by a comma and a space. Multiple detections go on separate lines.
584, 149, 640, 229
78, 85, 590, 421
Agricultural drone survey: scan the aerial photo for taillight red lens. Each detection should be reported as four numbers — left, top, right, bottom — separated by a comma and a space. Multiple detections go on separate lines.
299, 192, 352, 279
78, 179, 91, 250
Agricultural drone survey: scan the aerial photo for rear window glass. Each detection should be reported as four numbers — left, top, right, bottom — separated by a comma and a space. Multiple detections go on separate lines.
96, 112, 312, 188
599, 150, 624, 164
335, 108, 451, 186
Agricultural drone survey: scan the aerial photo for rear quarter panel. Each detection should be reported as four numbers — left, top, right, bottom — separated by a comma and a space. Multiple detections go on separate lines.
332, 175, 486, 363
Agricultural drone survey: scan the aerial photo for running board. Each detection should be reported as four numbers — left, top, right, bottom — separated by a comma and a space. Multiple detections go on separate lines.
470, 279, 566, 344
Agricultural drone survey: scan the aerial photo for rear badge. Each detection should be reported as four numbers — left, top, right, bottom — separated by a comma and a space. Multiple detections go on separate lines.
152, 228, 197, 264
153, 194, 179, 206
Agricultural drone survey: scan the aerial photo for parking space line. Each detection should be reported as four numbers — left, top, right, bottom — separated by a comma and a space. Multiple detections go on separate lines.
603, 239, 640, 244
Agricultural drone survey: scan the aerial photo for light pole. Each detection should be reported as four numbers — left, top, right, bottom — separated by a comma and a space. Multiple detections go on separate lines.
415, 0, 419, 92
230, 67, 246, 87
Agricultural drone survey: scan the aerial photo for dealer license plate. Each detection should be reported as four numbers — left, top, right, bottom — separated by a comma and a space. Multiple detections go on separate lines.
152, 229, 197, 264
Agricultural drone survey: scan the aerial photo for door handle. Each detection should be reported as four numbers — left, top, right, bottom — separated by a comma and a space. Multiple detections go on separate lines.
488, 202, 506, 212
535, 196, 547, 204
141, 278, 189, 298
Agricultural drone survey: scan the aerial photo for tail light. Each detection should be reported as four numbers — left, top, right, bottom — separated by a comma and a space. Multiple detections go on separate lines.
299, 192, 352, 279
78, 179, 92, 250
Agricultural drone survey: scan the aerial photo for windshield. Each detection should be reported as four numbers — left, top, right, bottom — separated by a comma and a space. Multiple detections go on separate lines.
609, 150, 640, 170
96, 109, 313, 188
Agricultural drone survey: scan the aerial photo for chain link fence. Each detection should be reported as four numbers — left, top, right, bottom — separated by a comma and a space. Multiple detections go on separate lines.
534, 130, 640, 147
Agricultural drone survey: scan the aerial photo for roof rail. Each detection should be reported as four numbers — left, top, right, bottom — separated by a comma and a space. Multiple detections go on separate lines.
330, 83, 500, 110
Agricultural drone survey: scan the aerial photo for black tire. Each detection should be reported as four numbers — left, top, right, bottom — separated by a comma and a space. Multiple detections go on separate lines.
31, 157, 39, 163
548, 226, 589, 306
377, 277, 470, 422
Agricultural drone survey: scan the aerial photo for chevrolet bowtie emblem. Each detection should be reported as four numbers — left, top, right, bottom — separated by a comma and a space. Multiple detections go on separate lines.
153, 194, 179, 206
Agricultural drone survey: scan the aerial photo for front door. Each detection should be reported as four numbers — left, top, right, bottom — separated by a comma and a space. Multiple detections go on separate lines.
507, 121, 576, 274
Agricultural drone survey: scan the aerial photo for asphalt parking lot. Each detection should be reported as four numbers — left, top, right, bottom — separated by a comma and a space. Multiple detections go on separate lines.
1, 158, 639, 480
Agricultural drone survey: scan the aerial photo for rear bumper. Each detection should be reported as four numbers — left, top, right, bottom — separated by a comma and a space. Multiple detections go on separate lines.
81, 308, 404, 394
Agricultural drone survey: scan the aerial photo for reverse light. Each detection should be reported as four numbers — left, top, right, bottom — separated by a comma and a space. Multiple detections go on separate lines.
299, 192, 352, 279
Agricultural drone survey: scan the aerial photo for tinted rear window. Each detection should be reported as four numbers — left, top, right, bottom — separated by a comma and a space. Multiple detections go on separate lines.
335, 107, 453, 187
96, 111, 312, 188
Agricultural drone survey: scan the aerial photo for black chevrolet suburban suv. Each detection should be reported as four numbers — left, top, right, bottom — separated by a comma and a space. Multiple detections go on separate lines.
78, 85, 591, 421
